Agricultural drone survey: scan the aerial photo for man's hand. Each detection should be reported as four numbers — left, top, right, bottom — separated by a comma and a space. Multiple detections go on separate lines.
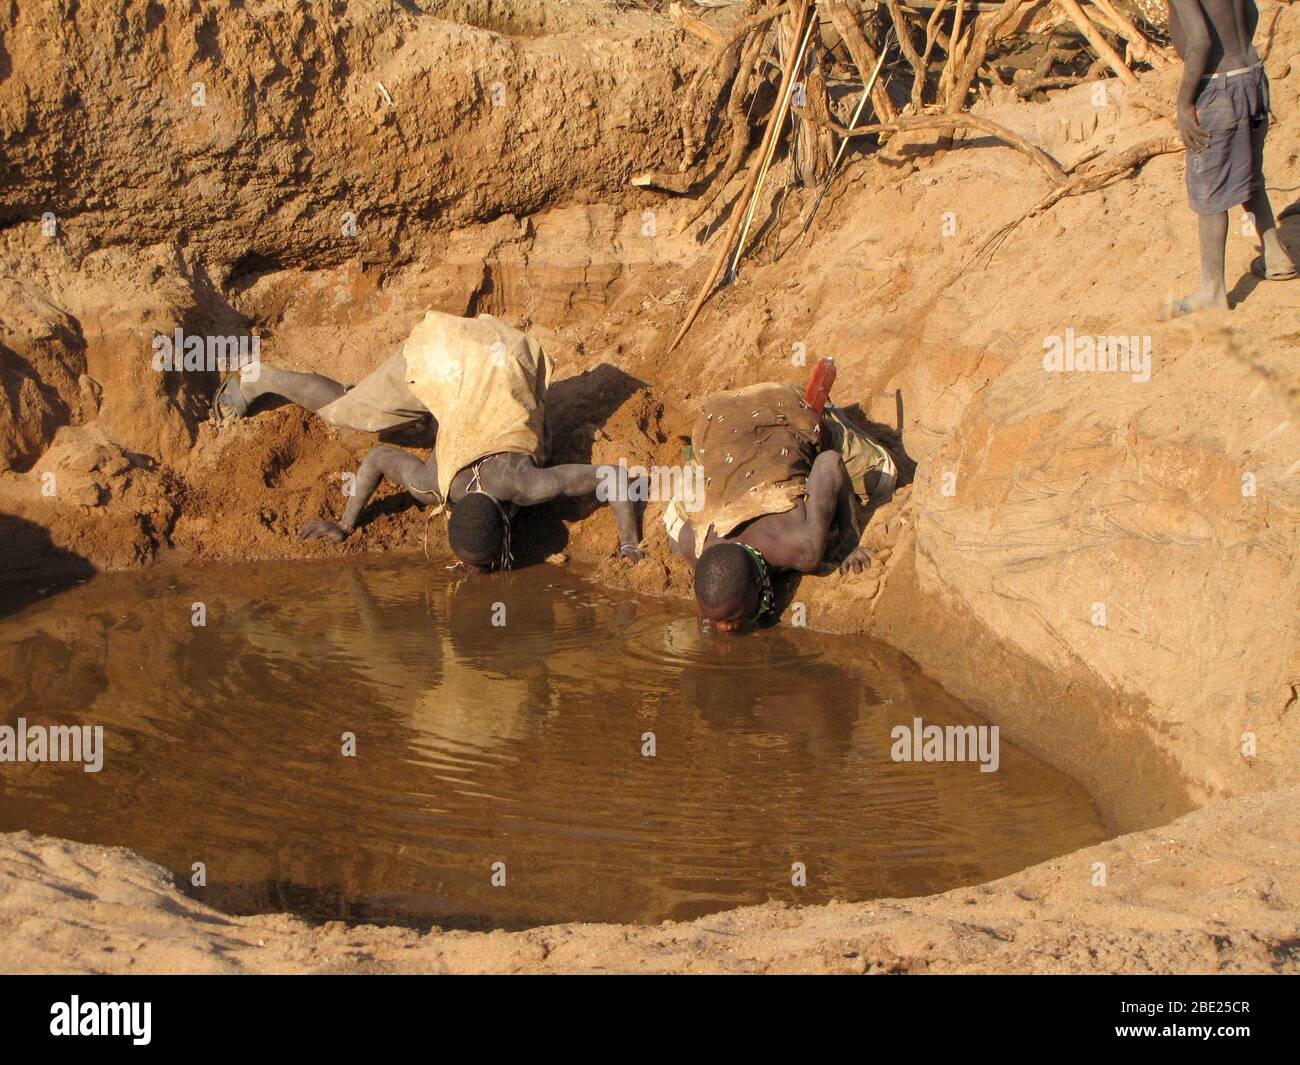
300, 519, 351, 543
1177, 104, 1209, 153
839, 545, 873, 574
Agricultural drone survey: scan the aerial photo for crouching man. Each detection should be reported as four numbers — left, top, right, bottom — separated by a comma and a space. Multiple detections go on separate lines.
664, 382, 896, 632
213, 310, 644, 571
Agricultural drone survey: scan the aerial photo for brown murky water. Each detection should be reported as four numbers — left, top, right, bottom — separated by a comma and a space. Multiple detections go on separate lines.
0, 557, 1107, 929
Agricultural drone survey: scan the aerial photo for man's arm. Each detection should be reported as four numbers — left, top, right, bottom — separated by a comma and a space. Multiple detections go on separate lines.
485, 461, 647, 559
741, 450, 870, 573
1169, 0, 1213, 152
300, 445, 438, 542
668, 519, 699, 570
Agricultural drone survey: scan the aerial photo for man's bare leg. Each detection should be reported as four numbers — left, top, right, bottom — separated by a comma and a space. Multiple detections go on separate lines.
1247, 121, 1297, 279
1169, 211, 1231, 318
239, 366, 349, 411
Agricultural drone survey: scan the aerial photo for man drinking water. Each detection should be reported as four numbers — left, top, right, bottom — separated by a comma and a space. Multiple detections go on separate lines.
664, 375, 896, 633
213, 310, 645, 571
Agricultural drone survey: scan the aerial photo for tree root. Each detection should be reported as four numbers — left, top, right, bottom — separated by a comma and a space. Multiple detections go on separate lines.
969, 135, 1183, 265
683, 27, 770, 226
666, 0, 814, 353
816, 111, 1070, 186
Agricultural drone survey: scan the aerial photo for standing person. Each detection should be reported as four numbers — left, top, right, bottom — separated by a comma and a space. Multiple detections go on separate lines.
1166, 0, 1296, 317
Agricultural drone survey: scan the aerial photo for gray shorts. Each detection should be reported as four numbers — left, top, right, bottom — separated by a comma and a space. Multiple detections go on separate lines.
1185, 64, 1270, 216
315, 344, 428, 432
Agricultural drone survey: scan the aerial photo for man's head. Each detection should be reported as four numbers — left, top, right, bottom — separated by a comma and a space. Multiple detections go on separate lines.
448, 492, 510, 572
695, 542, 766, 633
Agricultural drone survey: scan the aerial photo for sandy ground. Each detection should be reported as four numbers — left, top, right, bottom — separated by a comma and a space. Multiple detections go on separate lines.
1, 1, 1297, 972
2, 785, 1296, 974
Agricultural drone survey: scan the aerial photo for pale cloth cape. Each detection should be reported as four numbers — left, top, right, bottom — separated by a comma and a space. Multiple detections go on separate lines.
402, 311, 553, 499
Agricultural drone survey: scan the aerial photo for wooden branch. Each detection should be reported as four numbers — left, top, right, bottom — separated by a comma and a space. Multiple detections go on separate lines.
680, 2, 789, 169
669, 2, 729, 47
1088, 0, 1174, 70
666, 1, 815, 353
970, 135, 1182, 263
922, 0, 951, 65
1010, 73, 1092, 96
825, 0, 898, 125
950, 0, 967, 58
887, 0, 929, 109
1128, 92, 1175, 120
1053, 0, 1139, 86
733, 8, 817, 268
684, 28, 770, 225
816, 110, 1070, 185
941, 0, 1030, 112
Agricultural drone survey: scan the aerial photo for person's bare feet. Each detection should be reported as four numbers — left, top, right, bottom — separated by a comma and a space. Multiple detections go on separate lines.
1163, 284, 1229, 319
1260, 238, 1298, 280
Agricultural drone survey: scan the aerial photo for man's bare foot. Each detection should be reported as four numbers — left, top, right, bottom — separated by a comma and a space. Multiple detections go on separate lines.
618, 543, 645, 561
300, 520, 350, 543
1254, 243, 1298, 281
211, 373, 251, 420
1163, 285, 1229, 319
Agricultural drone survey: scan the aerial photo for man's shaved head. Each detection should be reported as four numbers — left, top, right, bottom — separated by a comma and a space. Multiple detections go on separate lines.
448, 492, 508, 570
695, 543, 760, 630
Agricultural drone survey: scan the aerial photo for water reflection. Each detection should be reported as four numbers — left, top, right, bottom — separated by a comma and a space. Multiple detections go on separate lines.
0, 558, 1107, 928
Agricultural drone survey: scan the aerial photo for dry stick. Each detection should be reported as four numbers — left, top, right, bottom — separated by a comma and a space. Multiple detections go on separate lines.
680, 2, 787, 169
969, 135, 1182, 264
887, 0, 929, 109
684, 28, 769, 226
951, 0, 966, 52
942, 0, 1029, 112
825, 0, 897, 125
1012, 74, 1093, 97
922, 0, 951, 64
1053, 0, 1139, 86
640, 25, 769, 197
681, 28, 747, 172
819, 111, 1069, 184
794, 38, 837, 185
669, 1, 730, 47
729, 8, 817, 276
1088, 0, 1174, 69
937, 26, 967, 104
793, 32, 893, 249
666, 1, 814, 353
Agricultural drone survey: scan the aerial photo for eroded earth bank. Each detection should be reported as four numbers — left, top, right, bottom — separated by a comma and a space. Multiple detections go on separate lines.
0, 0, 1297, 972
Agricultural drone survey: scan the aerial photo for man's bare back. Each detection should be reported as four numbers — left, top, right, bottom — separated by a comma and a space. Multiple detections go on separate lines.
1169, 0, 1259, 80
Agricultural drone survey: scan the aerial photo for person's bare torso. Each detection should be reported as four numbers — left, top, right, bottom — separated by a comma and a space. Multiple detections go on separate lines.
1169, 0, 1260, 73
